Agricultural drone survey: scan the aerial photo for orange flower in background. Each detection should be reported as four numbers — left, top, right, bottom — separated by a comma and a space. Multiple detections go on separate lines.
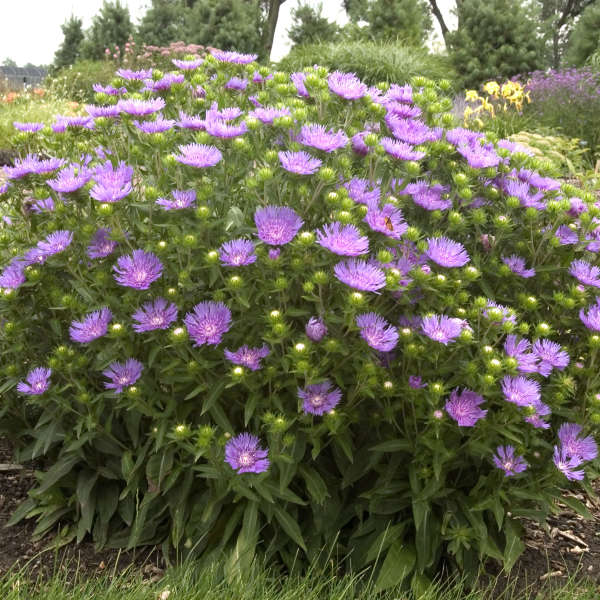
3, 92, 19, 103
32, 88, 45, 97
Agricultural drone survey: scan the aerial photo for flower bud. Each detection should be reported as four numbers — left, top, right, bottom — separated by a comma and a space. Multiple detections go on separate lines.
298, 231, 315, 245
274, 276, 288, 290
195, 205, 210, 219
313, 270, 328, 284
110, 322, 125, 337
169, 326, 188, 343
231, 366, 245, 378
302, 281, 315, 294
535, 322, 551, 336
97, 203, 113, 216
318, 167, 336, 182
348, 291, 365, 306
173, 423, 192, 439
126, 385, 141, 399
205, 250, 219, 264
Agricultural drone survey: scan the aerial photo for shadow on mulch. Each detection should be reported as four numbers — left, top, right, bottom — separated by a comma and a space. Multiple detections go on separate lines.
1, 437, 600, 596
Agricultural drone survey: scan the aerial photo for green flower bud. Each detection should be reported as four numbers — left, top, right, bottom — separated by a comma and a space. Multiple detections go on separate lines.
302, 281, 315, 294
109, 322, 125, 337
97, 203, 114, 216
173, 423, 192, 439
463, 266, 480, 280
169, 326, 188, 343
318, 167, 336, 182
377, 249, 394, 263
482, 374, 496, 386
405, 161, 421, 177
327, 191, 340, 205
272, 322, 287, 336
126, 386, 141, 399
166, 287, 177, 298
430, 382, 444, 395
187, 360, 199, 373
324, 339, 339, 352
589, 334, 600, 348
482, 345, 494, 355
494, 215, 511, 229
274, 276, 288, 290
298, 231, 315, 245
348, 291, 365, 306
535, 322, 551, 336
195, 205, 210, 219
183, 234, 197, 248
336, 210, 353, 224
231, 366, 245, 379
404, 226, 420, 241
205, 250, 219, 264
313, 270, 328, 284
487, 358, 503, 372
228, 275, 243, 289
233, 137, 249, 151
257, 166, 274, 182
245, 117, 261, 130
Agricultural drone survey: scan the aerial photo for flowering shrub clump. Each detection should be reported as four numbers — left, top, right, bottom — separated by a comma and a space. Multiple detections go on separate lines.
1, 50, 600, 587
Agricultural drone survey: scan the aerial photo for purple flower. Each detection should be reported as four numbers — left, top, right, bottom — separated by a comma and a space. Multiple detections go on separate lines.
87, 228, 118, 259
502, 255, 535, 278
225, 76, 248, 91
93, 83, 127, 95
174, 143, 222, 168
16, 367, 51, 395
504, 335, 539, 373
299, 124, 348, 152
156, 189, 196, 211
176, 111, 205, 130
381, 137, 425, 160
133, 116, 175, 133
219, 239, 257, 266
327, 71, 367, 100
116, 68, 152, 80
298, 381, 342, 415
386, 117, 436, 145
421, 315, 467, 345
316, 222, 369, 256
211, 49, 257, 64
501, 376, 541, 408
532, 339, 569, 377
0, 262, 25, 289
204, 117, 247, 138
555, 225, 578, 245
47, 164, 92, 193
408, 375, 427, 389
113, 250, 163, 290
248, 106, 291, 124
278, 150, 322, 175
103, 359, 143, 394
569, 259, 600, 287
426, 237, 469, 268
4, 154, 63, 179
457, 141, 500, 169
553, 447, 585, 481
90, 161, 133, 203
334, 259, 386, 292
30, 197, 55, 213
483, 301, 516, 325
142, 72, 184, 92
493, 446, 528, 477
344, 178, 380, 205
306, 317, 327, 341
132, 298, 178, 332
364, 204, 407, 239
69, 307, 112, 343
254, 206, 303, 246
86, 104, 121, 118
445, 388, 487, 426
52, 115, 94, 131
526, 413, 551, 429
225, 433, 269, 474
405, 181, 452, 211
268, 248, 281, 260
37, 230, 73, 257
172, 57, 204, 70
13, 121, 44, 132
351, 131, 371, 156
291, 72, 309, 97
116, 97, 165, 116
558, 423, 598, 462
184, 301, 232, 346
356, 312, 399, 352
580, 298, 600, 331
224, 345, 270, 371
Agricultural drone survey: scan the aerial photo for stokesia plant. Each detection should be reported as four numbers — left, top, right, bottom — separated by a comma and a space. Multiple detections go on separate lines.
0, 49, 599, 591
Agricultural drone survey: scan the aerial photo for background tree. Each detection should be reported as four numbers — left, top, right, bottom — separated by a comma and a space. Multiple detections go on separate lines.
259, 0, 288, 60
448, 0, 544, 89
1, 58, 17, 67
53, 16, 84, 70
364, 0, 432, 46
80, 1, 134, 60
566, 0, 600, 66
136, 0, 189, 47
288, 2, 340, 47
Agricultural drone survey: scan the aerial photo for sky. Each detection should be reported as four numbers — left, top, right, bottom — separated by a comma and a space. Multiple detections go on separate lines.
0, 0, 456, 67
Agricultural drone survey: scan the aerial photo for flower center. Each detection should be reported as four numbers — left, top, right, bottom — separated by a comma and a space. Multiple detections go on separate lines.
238, 452, 253, 466
311, 394, 325, 406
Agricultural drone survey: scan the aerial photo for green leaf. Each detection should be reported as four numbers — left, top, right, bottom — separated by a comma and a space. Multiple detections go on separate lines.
503, 518, 525, 572
375, 540, 416, 591
6, 497, 36, 527
36, 453, 80, 494
365, 522, 407, 563
273, 506, 307, 550
201, 380, 226, 415
299, 465, 329, 505
560, 495, 593, 520
369, 439, 411, 452
76, 470, 98, 542
226, 501, 259, 577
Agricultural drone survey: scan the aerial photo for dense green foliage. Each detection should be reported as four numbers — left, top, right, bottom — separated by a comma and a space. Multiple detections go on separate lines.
52, 16, 85, 71
46, 60, 117, 104
135, 0, 189, 48
363, 0, 432, 46
566, 1, 600, 66
288, 3, 340, 47
448, 0, 544, 89
277, 41, 455, 86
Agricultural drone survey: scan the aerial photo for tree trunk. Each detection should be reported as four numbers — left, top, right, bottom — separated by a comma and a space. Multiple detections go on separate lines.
262, 0, 286, 60
427, 0, 450, 46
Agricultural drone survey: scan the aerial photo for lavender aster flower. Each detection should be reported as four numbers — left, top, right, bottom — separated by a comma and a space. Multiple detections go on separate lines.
502, 255, 535, 278
172, 57, 204, 70
501, 376, 541, 408
558, 423, 598, 462
306, 317, 327, 341
116, 68, 152, 80
174, 143, 222, 168
0, 262, 25, 289
47, 164, 92, 193
85, 104, 121, 118
298, 381, 342, 415
142, 72, 184, 92
408, 375, 427, 389
555, 225, 579, 245
445, 388, 487, 426
532, 339, 569, 377
90, 161, 133, 203
344, 178, 380, 205
553, 447, 585, 481
176, 111, 205, 130
87, 228, 118, 259
405, 181, 452, 211
219, 238, 257, 266
356, 312, 399, 352
13, 121, 44, 132
503, 335, 539, 373
116, 97, 165, 116
225, 433, 269, 474
421, 315, 466, 345
291, 72, 309, 97
113, 250, 163, 290
334, 259, 386, 292
103, 359, 143, 393
211, 49, 257, 64
327, 71, 367, 100
381, 137, 426, 160
16, 367, 51, 395
299, 124, 348, 152
248, 106, 291, 124
133, 116, 175, 133
493, 446, 528, 476
69, 307, 112, 343
351, 131, 371, 156
4, 154, 63, 179
37, 230, 73, 257
254, 206, 303, 246
204, 117, 247, 138
569, 259, 600, 287
224, 345, 270, 371
316, 222, 369, 256
278, 150, 322, 175
132, 298, 178, 332
580, 298, 600, 331
426, 237, 470, 268
156, 189, 196, 211
364, 204, 408, 239
31, 197, 55, 213
93, 83, 127, 95
225, 76, 248, 91
184, 301, 232, 346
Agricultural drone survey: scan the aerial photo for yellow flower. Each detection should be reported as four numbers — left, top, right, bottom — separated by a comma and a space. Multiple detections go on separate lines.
483, 81, 500, 96
465, 89, 480, 102
481, 98, 495, 116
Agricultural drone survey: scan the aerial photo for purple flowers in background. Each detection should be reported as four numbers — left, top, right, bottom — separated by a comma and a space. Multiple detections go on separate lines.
103, 359, 143, 393
0, 261, 25, 289
210, 49, 257, 64
13, 122, 44, 132
493, 446, 528, 477
580, 298, 600, 331
37, 230, 73, 257
156, 189, 196, 211
532, 339, 569, 376
70, 307, 112, 343
254, 206, 303, 246
117, 97, 165, 116
225, 433, 269, 474
299, 124, 348, 152
225, 345, 270, 370
306, 317, 327, 341
219, 239, 257, 266
174, 143, 222, 168
90, 161, 133, 203
133, 116, 175, 133
327, 71, 367, 100
405, 181, 452, 211
249, 106, 291, 124
132, 298, 177, 332
17, 367, 51, 395
569, 259, 600, 288
316, 222, 369, 256
113, 250, 163, 289
426, 237, 470, 268
334, 259, 386, 292
502, 255, 535, 278
47, 164, 92, 193
553, 422, 598, 481
87, 228, 118, 259
356, 312, 399, 352
184, 301, 232, 346
4, 154, 63, 179
421, 315, 467, 345
298, 381, 342, 415
278, 150, 322, 175
445, 388, 487, 426
380, 138, 425, 161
